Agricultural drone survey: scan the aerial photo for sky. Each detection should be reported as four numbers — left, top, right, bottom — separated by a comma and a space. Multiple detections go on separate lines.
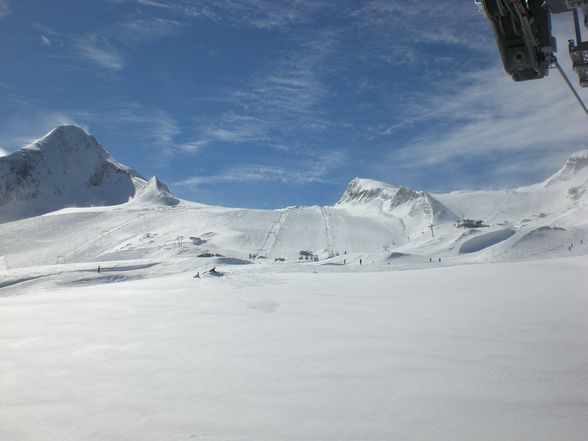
1, 0, 587, 208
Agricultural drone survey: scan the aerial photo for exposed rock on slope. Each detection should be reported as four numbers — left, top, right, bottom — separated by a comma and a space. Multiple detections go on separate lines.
0, 125, 161, 223
337, 178, 455, 222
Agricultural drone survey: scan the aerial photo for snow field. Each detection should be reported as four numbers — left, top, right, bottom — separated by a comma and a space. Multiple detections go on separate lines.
1, 256, 587, 441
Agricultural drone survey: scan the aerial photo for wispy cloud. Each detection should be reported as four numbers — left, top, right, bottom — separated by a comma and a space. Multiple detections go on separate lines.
365, 62, 588, 190
74, 34, 125, 70
484, 149, 576, 187
188, 28, 336, 152
0, 0, 10, 18
0, 104, 181, 161
171, 1, 491, 159
341, 9, 588, 192
103, 0, 493, 160
250, 44, 331, 116
385, 12, 588, 170
176, 163, 325, 188
177, 140, 208, 154
117, 16, 184, 42
113, 0, 488, 66
210, 0, 333, 29
132, 112, 179, 152
135, 0, 171, 8
115, 0, 333, 29
198, 113, 269, 145
33, 23, 60, 35
0, 111, 83, 152
34, 15, 182, 72
175, 149, 345, 188
351, 1, 489, 50
82, 105, 181, 154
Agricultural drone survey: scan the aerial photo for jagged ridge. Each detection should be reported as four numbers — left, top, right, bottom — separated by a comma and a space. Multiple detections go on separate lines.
337, 177, 454, 222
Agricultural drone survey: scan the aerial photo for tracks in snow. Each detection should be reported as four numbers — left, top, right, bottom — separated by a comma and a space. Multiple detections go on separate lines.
67, 211, 151, 262
319, 206, 335, 257
257, 208, 291, 258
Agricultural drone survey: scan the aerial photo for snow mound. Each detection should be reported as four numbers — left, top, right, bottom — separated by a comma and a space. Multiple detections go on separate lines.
508, 226, 574, 258
515, 226, 568, 244
459, 229, 515, 254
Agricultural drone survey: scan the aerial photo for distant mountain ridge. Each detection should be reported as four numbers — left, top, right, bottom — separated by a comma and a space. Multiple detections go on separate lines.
1, 125, 587, 232
0, 126, 586, 269
337, 178, 456, 223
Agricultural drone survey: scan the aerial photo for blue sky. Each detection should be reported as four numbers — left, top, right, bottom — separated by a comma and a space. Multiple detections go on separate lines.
1, 0, 587, 208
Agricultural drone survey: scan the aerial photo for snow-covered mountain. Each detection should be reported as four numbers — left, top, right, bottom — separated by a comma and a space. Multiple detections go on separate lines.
131, 176, 179, 207
545, 149, 588, 186
0, 125, 586, 274
0, 125, 153, 223
337, 177, 456, 224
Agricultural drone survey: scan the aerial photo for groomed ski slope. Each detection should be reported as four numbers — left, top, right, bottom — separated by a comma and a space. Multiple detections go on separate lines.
1, 256, 587, 441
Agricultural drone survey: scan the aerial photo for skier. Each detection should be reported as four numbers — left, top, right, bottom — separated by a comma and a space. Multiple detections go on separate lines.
193, 272, 200, 279
359, 258, 362, 265
97, 265, 101, 273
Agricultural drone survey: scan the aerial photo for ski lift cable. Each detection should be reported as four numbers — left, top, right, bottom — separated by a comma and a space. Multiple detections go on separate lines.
554, 57, 588, 117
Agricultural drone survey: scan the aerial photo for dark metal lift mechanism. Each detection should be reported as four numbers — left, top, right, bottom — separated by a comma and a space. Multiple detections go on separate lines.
479, 0, 588, 87
569, 5, 588, 86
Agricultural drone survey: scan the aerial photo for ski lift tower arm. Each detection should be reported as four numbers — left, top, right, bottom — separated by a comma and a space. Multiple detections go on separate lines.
477, 0, 588, 87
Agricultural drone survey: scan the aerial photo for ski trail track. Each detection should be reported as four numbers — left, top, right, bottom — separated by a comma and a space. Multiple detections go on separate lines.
68, 212, 146, 261
268, 207, 325, 260
325, 208, 353, 256
257, 208, 290, 258
319, 206, 334, 256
